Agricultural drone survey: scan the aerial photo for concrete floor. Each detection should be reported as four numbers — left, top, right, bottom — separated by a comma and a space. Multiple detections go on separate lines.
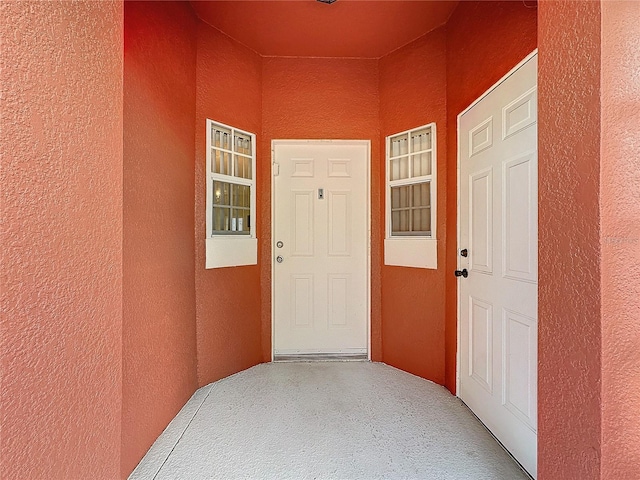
130, 362, 530, 480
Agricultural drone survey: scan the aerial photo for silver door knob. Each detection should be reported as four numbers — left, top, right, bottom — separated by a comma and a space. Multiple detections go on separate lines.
276, 256, 283, 263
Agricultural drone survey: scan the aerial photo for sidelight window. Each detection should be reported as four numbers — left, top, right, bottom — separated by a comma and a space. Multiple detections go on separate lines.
385, 123, 437, 268
205, 119, 257, 268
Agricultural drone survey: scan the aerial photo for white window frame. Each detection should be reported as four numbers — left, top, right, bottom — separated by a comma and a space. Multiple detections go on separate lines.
205, 119, 257, 268
384, 123, 438, 269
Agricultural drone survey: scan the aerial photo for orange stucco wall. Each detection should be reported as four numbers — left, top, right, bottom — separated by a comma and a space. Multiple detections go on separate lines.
444, 0, 538, 393
261, 57, 382, 361
122, 2, 198, 475
538, 1, 603, 477
5, 2, 640, 479
0, 1, 124, 478
378, 28, 448, 383
600, 1, 640, 478
195, 22, 264, 386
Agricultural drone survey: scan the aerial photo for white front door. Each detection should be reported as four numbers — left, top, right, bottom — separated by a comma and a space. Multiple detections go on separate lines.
458, 53, 538, 477
273, 141, 369, 357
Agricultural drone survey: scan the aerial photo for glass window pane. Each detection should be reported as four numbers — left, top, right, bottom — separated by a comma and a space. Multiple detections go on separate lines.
391, 187, 400, 209
213, 183, 251, 235
211, 125, 231, 150
234, 134, 252, 156
213, 206, 230, 232
213, 181, 230, 206
212, 126, 230, 148
212, 149, 218, 174
234, 155, 252, 179
212, 151, 230, 175
411, 129, 431, 151
233, 155, 242, 178
221, 131, 231, 150
411, 152, 432, 177
245, 157, 252, 180
401, 185, 410, 208
223, 152, 231, 175
392, 210, 400, 232
399, 137, 408, 155
391, 185, 411, 209
391, 157, 409, 181
242, 185, 251, 208
242, 208, 250, 232
412, 208, 431, 233
412, 182, 430, 208
231, 184, 251, 209
391, 209, 410, 234
390, 134, 408, 157
400, 210, 410, 232
422, 207, 431, 233
230, 208, 250, 234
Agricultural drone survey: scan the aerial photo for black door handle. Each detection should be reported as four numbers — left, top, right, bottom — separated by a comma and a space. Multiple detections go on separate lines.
454, 269, 468, 278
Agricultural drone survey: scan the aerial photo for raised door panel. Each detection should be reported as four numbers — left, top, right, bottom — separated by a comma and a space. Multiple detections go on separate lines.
291, 275, 314, 327
469, 296, 493, 394
469, 169, 493, 274
291, 191, 314, 257
502, 87, 537, 140
469, 117, 494, 156
503, 153, 537, 283
328, 274, 349, 327
291, 158, 315, 177
328, 191, 351, 257
502, 308, 537, 430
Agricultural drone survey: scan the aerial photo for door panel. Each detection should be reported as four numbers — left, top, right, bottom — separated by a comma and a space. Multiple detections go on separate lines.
503, 152, 537, 283
459, 53, 538, 478
274, 142, 368, 356
292, 191, 314, 256
328, 191, 351, 256
469, 296, 493, 393
470, 168, 493, 273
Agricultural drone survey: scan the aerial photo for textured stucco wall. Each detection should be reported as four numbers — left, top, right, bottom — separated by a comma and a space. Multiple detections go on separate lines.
445, 0, 538, 394
600, 1, 640, 478
538, 1, 602, 478
261, 57, 382, 361
378, 28, 447, 383
122, 2, 198, 476
195, 22, 264, 386
0, 1, 124, 478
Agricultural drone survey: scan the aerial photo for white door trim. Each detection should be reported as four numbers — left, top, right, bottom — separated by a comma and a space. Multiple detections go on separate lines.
456, 49, 538, 393
270, 139, 372, 362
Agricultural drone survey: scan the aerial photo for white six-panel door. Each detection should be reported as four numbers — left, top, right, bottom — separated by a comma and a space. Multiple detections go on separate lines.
458, 53, 538, 477
273, 141, 369, 356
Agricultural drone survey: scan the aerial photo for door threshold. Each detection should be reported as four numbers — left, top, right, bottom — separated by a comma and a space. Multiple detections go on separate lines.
273, 353, 368, 362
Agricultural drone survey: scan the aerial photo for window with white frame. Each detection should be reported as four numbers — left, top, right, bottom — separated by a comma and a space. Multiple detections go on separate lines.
205, 119, 257, 268
385, 123, 437, 268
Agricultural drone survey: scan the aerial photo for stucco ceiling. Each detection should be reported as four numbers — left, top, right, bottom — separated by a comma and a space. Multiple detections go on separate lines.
190, 1, 460, 58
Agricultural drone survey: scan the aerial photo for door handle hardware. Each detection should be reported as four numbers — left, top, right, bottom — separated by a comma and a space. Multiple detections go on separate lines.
454, 269, 468, 278
276, 241, 284, 248
276, 256, 284, 263
460, 248, 468, 257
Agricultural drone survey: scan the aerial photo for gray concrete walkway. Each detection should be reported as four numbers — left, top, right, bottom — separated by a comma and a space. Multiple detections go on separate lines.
130, 362, 530, 480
